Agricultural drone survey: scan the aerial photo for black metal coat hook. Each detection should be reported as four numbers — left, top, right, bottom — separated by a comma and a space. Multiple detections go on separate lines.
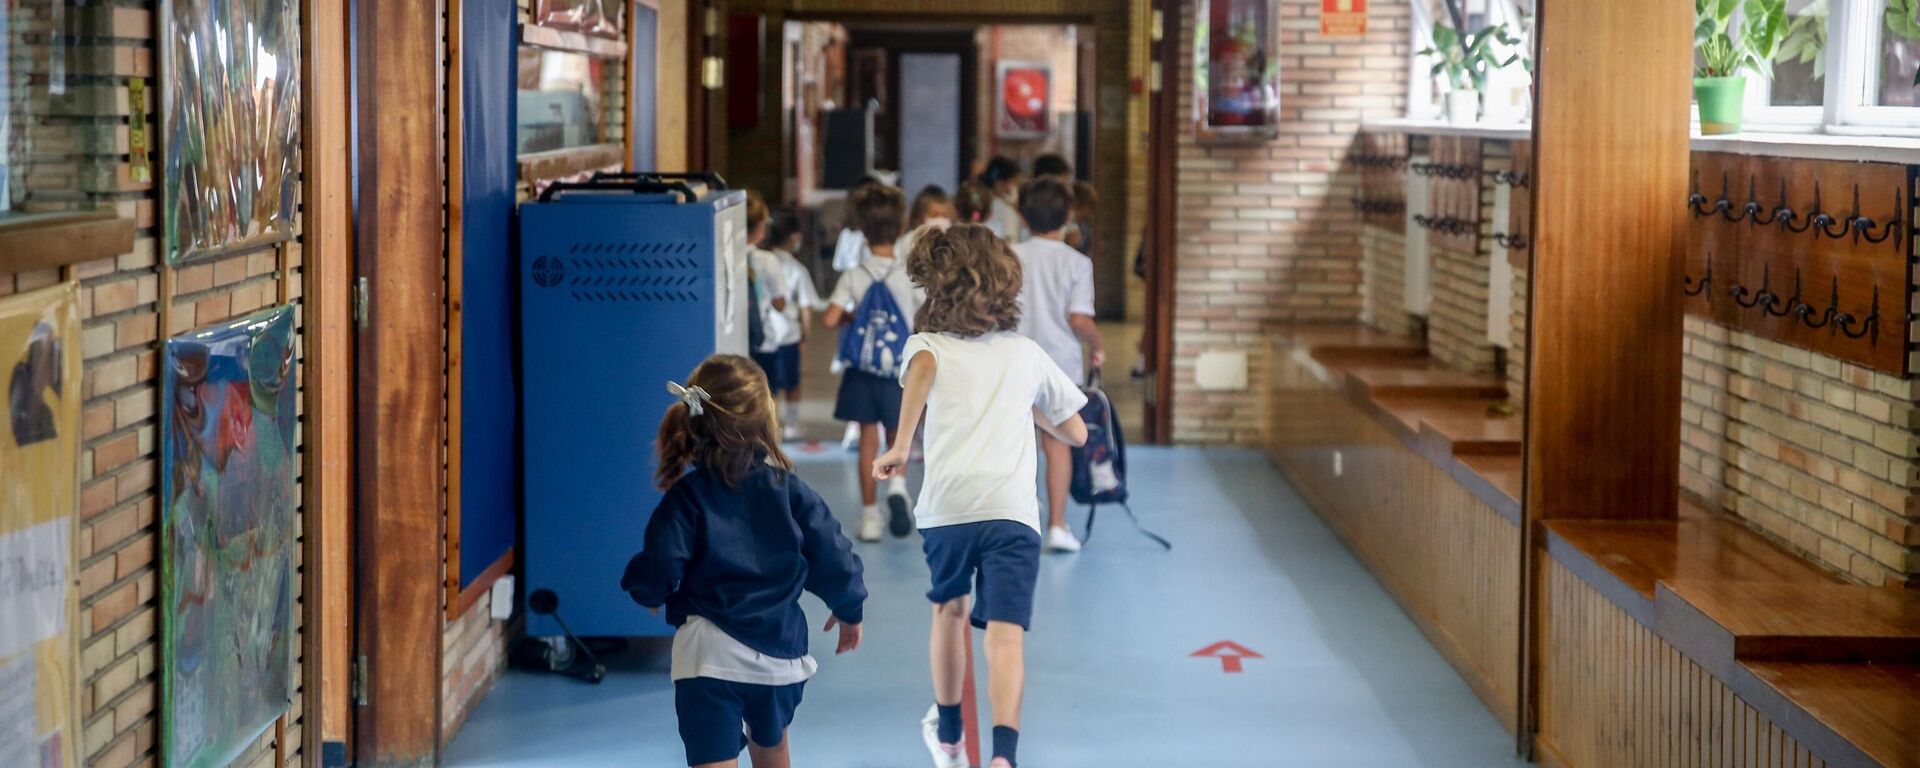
1784, 182, 1822, 234
1849, 187, 1903, 246
1493, 232, 1529, 249
1690, 170, 1732, 218
1755, 177, 1792, 226
1730, 263, 1773, 309
1726, 174, 1761, 223
1761, 268, 1801, 317
1684, 254, 1714, 297
1793, 276, 1840, 330
1835, 283, 1880, 342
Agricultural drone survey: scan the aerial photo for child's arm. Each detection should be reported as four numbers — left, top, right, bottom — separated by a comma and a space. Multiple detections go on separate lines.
791, 478, 867, 653
619, 494, 696, 609
1069, 313, 1106, 368
1035, 408, 1089, 447
873, 350, 935, 479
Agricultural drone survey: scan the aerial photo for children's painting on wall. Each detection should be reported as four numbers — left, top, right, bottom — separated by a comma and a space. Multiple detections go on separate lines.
161, 305, 297, 768
0, 283, 82, 768
161, 0, 302, 264
996, 61, 1052, 139
534, 0, 620, 40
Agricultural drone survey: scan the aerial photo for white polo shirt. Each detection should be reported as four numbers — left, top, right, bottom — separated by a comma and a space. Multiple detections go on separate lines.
1012, 237, 1096, 384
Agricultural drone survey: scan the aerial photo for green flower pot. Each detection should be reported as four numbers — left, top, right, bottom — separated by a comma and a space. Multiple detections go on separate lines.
1694, 76, 1747, 135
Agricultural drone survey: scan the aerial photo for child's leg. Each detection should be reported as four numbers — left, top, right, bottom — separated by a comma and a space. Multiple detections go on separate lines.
930, 598, 970, 707
692, 761, 738, 768
984, 620, 1026, 730
857, 423, 880, 506
1040, 432, 1072, 532
744, 735, 790, 768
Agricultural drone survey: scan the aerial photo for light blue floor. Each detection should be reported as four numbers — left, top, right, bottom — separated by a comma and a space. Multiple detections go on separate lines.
443, 447, 1524, 767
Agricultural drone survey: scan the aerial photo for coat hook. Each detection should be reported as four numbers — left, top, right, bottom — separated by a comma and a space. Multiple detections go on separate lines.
1836, 283, 1881, 343
1731, 263, 1771, 309
1684, 253, 1714, 297
1793, 276, 1839, 330
1727, 174, 1760, 223
1763, 268, 1801, 317
1852, 187, 1902, 245
1756, 177, 1791, 226
1785, 181, 1821, 233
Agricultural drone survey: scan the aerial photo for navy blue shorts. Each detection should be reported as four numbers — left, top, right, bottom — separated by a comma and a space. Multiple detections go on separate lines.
922, 521, 1042, 630
674, 678, 806, 765
751, 344, 801, 392
833, 370, 900, 433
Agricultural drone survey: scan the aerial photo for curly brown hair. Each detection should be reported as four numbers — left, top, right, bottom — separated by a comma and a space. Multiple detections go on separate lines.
906, 223, 1023, 336
655, 354, 793, 490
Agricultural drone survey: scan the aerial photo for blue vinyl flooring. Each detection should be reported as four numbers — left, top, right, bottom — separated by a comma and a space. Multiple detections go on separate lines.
442, 446, 1525, 767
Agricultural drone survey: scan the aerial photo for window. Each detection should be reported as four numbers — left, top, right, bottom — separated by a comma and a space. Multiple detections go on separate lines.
518, 48, 610, 154
1407, 0, 1534, 124
1729, 0, 1918, 134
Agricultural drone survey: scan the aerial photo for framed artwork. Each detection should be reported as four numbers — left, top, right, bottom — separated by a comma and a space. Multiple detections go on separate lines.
534, 0, 621, 41
996, 60, 1052, 139
161, 305, 297, 768
1195, 0, 1282, 140
0, 282, 82, 768
160, 0, 302, 264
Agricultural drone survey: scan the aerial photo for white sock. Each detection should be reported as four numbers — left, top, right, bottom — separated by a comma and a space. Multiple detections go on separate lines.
888, 476, 908, 496
863, 503, 881, 517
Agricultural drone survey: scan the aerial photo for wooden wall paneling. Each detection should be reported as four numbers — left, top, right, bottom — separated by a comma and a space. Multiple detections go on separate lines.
301, 0, 357, 760
1524, 0, 1690, 522
1144, 0, 1177, 443
353, 0, 448, 763
446, 0, 468, 619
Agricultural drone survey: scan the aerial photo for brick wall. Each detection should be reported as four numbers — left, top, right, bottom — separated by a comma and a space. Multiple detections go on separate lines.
1360, 225, 1409, 336
441, 592, 510, 742
4, 3, 310, 767
1424, 142, 1507, 374
1171, 0, 1409, 443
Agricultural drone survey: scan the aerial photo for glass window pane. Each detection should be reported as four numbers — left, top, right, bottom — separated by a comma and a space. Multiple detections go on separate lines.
1770, 0, 1827, 107
1876, 0, 1920, 107
518, 48, 608, 154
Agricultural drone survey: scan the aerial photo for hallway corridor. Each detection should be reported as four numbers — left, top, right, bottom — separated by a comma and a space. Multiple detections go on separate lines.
442, 447, 1521, 767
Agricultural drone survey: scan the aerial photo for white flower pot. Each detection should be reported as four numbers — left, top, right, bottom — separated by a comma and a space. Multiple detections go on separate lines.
1445, 90, 1481, 124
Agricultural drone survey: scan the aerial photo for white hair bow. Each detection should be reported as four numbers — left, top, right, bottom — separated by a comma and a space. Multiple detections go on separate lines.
667, 381, 713, 416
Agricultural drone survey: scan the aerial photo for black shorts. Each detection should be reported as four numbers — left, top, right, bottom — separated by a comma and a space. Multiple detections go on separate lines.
674, 678, 806, 765
751, 344, 801, 392
922, 521, 1042, 630
832, 370, 901, 432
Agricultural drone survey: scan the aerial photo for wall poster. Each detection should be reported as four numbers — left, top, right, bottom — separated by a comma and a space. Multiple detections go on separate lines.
160, 0, 302, 264
161, 305, 297, 768
996, 60, 1052, 139
534, 0, 621, 40
0, 282, 82, 768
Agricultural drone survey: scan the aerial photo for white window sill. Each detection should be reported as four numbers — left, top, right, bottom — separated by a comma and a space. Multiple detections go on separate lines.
1360, 117, 1532, 142
1689, 131, 1920, 165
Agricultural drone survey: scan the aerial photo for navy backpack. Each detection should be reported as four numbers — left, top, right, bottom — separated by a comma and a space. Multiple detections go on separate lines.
1070, 370, 1170, 549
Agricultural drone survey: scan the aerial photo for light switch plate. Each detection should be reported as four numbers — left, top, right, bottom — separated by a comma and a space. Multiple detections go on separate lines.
490, 575, 516, 621
1195, 350, 1249, 391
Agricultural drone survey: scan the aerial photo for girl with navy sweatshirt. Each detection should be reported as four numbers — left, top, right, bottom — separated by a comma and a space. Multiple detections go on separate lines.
622, 354, 868, 768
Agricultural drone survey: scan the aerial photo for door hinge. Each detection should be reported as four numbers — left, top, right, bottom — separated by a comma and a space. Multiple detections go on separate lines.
352, 655, 370, 706
352, 277, 370, 329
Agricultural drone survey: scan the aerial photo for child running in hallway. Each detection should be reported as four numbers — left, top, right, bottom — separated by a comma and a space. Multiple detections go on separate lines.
762, 207, 821, 440
1010, 178, 1104, 552
744, 193, 794, 411
824, 183, 920, 541
621, 355, 867, 768
896, 184, 956, 260
874, 224, 1089, 768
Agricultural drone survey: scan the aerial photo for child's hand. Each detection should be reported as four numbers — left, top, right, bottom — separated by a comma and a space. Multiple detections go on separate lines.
823, 616, 863, 654
872, 446, 910, 480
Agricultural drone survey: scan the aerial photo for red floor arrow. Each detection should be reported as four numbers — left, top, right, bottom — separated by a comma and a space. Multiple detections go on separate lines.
1190, 640, 1263, 673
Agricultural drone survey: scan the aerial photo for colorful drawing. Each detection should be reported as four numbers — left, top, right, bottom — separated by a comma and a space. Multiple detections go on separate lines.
161, 305, 297, 768
161, 0, 302, 264
996, 61, 1052, 139
0, 282, 82, 768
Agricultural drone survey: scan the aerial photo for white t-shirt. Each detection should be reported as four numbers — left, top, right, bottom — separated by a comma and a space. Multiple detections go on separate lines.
768, 248, 821, 347
986, 196, 1027, 242
670, 615, 817, 685
1012, 238, 1096, 384
749, 248, 792, 353
899, 332, 1088, 533
827, 254, 922, 330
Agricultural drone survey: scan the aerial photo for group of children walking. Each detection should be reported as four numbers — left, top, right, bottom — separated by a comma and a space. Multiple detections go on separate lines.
622, 154, 1103, 768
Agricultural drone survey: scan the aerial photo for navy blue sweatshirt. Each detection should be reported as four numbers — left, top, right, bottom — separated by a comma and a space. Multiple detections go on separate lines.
621, 464, 866, 659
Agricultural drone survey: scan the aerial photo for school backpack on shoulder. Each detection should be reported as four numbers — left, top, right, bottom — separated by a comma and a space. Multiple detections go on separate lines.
1071, 370, 1170, 550
835, 265, 910, 378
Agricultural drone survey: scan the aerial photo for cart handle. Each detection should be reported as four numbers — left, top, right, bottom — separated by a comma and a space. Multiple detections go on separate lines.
538, 180, 698, 204
588, 171, 729, 190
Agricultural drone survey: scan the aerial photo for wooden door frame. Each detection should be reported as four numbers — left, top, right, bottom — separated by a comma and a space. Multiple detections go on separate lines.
1144, 0, 1178, 444
352, 0, 449, 764
301, 0, 356, 763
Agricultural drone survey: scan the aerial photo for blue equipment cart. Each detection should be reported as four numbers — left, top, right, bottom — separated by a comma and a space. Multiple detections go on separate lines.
520, 175, 749, 638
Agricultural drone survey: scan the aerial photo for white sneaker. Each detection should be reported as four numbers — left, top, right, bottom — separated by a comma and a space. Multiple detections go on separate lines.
858, 507, 884, 542
841, 422, 861, 451
782, 423, 802, 441
921, 706, 967, 768
1045, 526, 1082, 553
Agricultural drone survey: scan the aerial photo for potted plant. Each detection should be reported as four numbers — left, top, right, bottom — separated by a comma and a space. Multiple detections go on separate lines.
1421, 21, 1521, 124
1694, 0, 1787, 134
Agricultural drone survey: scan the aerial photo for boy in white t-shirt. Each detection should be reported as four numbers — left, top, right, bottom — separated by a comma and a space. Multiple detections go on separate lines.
824, 184, 921, 542
1010, 178, 1106, 553
875, 223, 1088, 768
763, 208, 823, 439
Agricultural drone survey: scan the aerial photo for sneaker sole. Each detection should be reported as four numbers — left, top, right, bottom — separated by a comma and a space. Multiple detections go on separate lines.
887, 494, 913, 538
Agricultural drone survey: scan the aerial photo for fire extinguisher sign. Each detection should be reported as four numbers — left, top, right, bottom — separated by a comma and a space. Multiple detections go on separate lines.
1321, 0, 1368, 38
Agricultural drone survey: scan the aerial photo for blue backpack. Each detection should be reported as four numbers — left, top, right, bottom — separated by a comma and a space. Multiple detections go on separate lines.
836, 265, 910, 378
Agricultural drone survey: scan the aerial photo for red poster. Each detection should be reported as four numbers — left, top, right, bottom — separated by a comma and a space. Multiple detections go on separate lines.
1321, 0, 1368, 38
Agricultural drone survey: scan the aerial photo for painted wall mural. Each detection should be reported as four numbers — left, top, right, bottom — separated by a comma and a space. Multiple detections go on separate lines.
161, 0, 302, 264
161, 305, 296, 768
0, 283, 82, 768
